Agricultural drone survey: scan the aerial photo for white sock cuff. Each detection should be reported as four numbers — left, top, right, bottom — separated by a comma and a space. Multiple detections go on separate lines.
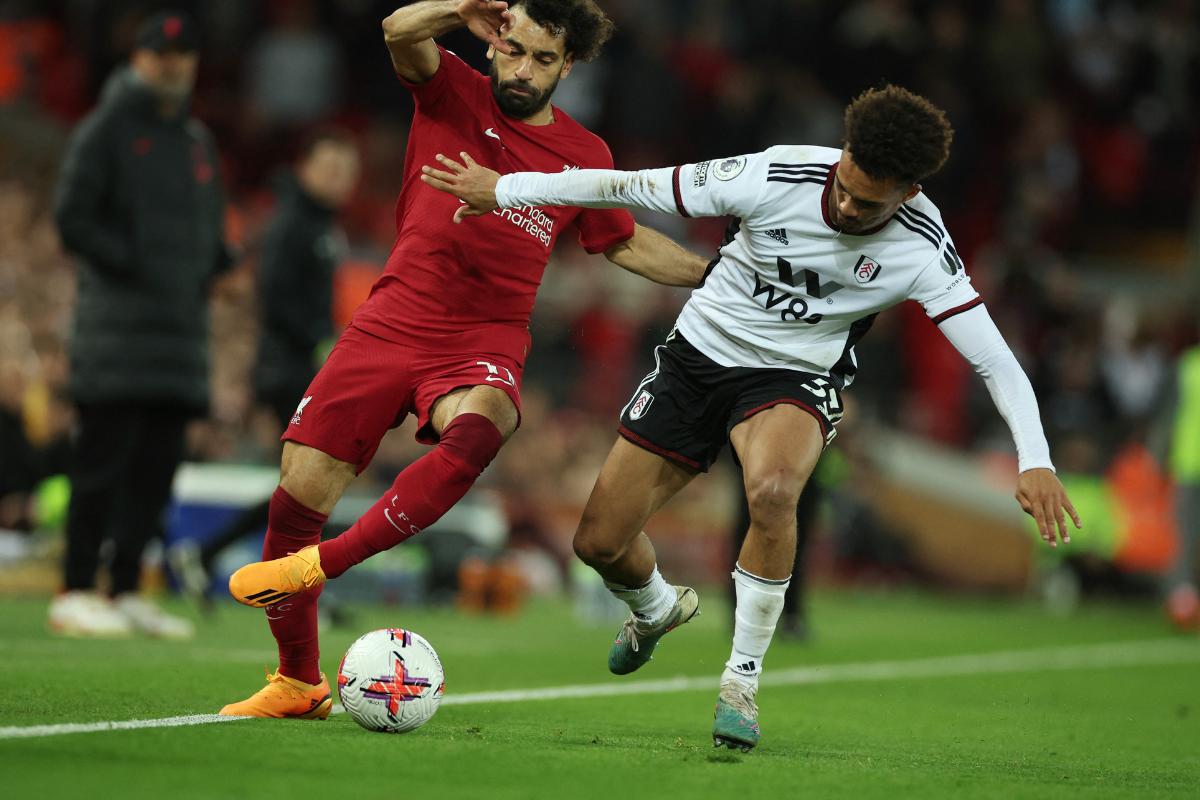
733, 563, 790, 592
606, 566, 675, 623
604, 567, 658, 594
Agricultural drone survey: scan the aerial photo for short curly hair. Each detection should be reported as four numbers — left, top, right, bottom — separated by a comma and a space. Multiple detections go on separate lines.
509, 0, 615, 62
843, 85, 954, 185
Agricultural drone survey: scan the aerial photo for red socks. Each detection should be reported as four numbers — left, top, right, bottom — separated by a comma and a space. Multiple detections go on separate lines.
318, 413, 503, 579
262, 486, 327, 685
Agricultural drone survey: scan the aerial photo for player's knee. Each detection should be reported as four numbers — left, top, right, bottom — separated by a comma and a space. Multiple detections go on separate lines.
572, 522, 624, 569
279, 444, 353, 512
744, 471, 804, 528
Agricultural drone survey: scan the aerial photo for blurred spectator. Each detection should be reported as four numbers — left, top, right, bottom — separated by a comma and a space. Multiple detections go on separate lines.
47, 12, 231, 639
244, 0, 343, 130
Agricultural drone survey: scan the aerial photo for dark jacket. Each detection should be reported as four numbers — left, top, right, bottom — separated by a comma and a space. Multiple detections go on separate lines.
53, 67, 231, 413
253, 175, 340, 397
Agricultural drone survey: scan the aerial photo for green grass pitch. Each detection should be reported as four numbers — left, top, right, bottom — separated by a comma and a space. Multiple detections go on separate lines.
1, 590, 1198, 799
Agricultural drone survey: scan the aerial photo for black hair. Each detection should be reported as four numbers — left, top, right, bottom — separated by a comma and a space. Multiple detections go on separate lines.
843, 85, 954, 184
508, 0, 615, 61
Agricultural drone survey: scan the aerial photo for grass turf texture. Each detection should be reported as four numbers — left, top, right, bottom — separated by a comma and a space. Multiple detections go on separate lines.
1, 590, 1198, 798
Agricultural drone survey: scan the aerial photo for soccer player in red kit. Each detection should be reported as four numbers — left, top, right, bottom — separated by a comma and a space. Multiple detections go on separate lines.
219, 0, 709, 719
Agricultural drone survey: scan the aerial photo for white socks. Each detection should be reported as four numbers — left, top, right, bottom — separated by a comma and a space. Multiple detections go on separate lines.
606, 566, 677, 624
723, 563, 789, 685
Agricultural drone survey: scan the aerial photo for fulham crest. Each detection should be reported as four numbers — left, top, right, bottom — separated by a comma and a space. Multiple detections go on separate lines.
629, 390, 654, 420
853, 255, 882, 284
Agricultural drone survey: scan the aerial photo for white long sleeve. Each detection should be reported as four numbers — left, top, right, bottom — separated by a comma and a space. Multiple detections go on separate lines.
937, 304, 1054, 472
495, 154, 770, 219
497, 167, 679, 213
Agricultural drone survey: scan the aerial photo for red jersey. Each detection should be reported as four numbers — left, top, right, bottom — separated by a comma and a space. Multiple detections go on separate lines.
352, 47, 636, 364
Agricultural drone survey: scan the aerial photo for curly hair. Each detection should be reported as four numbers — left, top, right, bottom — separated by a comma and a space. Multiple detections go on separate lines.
843, 85, 954, 185
509, 0, 615, 62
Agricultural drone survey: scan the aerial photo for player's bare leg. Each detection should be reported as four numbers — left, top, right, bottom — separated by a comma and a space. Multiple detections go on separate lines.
278, 442, 358, 515
573, 437, 701, 674
714, 405, 823, 751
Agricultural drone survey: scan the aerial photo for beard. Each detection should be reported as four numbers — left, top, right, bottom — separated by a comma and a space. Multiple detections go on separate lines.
489, 62, 558, 119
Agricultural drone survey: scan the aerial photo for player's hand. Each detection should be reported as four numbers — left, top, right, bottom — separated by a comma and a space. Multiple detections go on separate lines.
421, 152, 502, 223
457, 0, 514, 54
1015, 467, 1081, 548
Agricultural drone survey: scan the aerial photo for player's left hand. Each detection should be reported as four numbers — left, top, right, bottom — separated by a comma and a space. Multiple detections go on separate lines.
421, 152, 501, 223
1015, 467, 1081, 548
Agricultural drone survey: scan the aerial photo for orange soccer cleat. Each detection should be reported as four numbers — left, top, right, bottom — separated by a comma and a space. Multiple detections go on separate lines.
228, 545, 326, 608
220, 670, 332, 719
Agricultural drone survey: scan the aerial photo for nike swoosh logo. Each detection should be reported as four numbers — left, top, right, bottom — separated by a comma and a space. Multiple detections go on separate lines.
484, 128, 501, 141
384, 508, 405, 533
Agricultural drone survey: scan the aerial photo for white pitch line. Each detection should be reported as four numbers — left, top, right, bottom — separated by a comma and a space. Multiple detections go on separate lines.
2, 637, 1197, 740
441, 637, 1200, 705
0, 714, 245, 740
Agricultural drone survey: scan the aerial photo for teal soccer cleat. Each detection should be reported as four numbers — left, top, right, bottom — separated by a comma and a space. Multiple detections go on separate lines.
607, 586, 699, 675
712, 679, 760, 752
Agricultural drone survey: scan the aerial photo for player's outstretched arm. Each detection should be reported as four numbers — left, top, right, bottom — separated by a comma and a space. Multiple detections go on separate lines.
604, 225, 710, 288
421, 152, 755, 221
383, 0, 512, 83
936, 305, 1082, 547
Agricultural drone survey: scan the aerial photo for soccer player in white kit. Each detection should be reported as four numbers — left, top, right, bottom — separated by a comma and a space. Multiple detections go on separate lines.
422, 85, 1081, 751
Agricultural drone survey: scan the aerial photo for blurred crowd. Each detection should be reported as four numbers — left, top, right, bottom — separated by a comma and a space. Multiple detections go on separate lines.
1, 1, 1198, 572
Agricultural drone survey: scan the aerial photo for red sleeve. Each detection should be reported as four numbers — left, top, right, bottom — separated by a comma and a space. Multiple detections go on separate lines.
395, 46, 483, 111
574, 137, 635, 253
576, 207, 636, 254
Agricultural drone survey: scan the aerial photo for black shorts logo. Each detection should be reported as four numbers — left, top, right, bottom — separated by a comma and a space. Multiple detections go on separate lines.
629, 390, 654, 420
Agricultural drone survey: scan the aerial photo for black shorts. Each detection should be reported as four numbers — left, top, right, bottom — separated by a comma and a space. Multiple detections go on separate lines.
618, 331, 844, 472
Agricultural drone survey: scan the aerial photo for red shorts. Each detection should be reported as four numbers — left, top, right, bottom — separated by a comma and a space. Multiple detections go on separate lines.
281, 324, 523, 473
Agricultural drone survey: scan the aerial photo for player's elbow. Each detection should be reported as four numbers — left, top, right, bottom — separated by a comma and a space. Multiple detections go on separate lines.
603, 241, 632, 268
381, 11, 408, 42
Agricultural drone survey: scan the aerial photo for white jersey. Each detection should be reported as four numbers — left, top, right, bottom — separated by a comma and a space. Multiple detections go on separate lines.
669, 145, 976, 386
496, 146, 1055, 471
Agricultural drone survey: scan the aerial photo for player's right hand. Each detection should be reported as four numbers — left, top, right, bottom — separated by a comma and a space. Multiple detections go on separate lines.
1016, 467, 1081, 548
421, 152, 502, 222
458, 0, 514, 54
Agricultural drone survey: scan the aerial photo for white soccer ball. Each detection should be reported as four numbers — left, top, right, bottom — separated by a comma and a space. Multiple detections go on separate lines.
337, 628, 445, 733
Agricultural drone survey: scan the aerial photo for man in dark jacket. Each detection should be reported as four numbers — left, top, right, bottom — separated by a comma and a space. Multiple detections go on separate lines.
48, 11, 232, 638
170, 129, 360, 604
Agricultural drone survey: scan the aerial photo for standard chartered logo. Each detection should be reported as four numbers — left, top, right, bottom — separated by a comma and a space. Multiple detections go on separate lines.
493, 205, 555, 247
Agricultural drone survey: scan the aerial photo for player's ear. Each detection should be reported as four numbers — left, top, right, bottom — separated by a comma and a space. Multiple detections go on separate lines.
487, 44, 496, 60
904, 183, 921, 201
559, 53, 574, 79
